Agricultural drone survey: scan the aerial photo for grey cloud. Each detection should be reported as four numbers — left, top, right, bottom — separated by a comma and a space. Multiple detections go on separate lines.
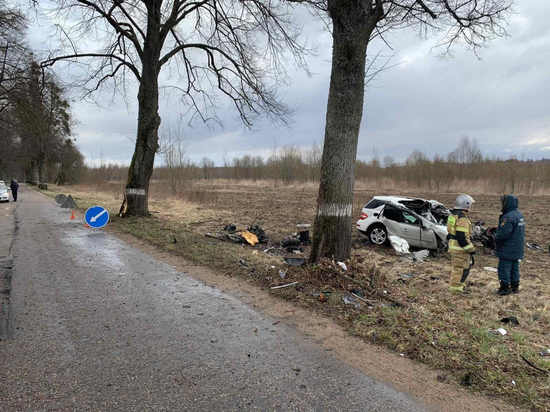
28, 0, 550, 165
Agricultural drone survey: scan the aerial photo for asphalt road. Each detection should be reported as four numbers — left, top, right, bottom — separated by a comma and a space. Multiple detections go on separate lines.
0, 185, 430, 411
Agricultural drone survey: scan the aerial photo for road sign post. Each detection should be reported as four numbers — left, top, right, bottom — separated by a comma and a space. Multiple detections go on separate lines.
84, 206, 110, 229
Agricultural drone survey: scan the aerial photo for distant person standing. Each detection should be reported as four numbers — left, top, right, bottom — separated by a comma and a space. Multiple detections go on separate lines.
447, 194, 476, 292
10, 179, 19, 202
495, 195, 525, 295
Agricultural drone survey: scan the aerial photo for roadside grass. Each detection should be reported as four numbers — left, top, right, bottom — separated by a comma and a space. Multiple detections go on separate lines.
33, 183, 550, 411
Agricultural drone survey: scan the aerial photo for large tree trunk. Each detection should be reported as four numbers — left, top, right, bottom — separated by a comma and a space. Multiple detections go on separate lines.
309, 0, 377, 263
123, 3, 162, 217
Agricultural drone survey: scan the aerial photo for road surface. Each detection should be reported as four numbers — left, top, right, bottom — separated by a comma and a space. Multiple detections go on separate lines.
0, 185, 431, 411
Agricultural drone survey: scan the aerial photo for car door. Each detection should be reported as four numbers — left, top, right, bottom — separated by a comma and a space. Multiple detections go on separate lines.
418, 219, 438, 249
381, 205, 422, 247
400, 210, 423, 247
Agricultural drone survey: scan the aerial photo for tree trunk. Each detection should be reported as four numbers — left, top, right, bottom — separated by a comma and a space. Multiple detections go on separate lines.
309, 0, 377, 263
123, 3, 162, 217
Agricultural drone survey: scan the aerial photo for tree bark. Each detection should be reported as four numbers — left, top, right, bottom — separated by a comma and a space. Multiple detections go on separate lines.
309, 0, 377, 263
123, 2, 162, 217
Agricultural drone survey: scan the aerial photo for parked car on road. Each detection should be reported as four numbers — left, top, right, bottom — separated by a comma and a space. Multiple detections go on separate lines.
356, 196, 450, 250
0, 185, 10, 203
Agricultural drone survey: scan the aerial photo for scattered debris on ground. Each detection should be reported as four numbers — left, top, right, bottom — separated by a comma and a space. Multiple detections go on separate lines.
487, 328, 507, 336
526, 242, 544, 252
500, 316, 519, 326
271, 281, 298, 290
283, 257, 305, 266
342, 293, 363, 309
223, 223, 236, 232
248, 225, 269, 243
241, 230, 259, 246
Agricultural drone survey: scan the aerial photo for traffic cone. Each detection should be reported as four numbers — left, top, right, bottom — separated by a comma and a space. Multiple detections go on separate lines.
70, 210, 76, 220
84, 222, 91, 228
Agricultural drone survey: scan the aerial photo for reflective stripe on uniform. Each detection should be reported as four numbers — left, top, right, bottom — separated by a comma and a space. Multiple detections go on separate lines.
449, 240, 474, 252
455, 227, 469, 232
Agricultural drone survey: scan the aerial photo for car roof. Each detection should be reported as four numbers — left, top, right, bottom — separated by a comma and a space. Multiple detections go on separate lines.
372, 196, 418, 203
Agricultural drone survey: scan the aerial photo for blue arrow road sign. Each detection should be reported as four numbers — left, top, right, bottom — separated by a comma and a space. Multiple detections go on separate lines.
85, 206, 110, 228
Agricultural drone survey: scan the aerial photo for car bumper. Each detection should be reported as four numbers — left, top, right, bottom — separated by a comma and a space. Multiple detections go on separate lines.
0, 195, 9, 201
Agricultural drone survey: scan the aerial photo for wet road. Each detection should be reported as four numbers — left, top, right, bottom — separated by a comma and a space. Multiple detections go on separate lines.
0, 185, 429, 411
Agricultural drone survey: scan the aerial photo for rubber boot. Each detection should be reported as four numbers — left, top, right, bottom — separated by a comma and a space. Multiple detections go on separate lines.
511, 282, 519, 294
497, 282, 511, 296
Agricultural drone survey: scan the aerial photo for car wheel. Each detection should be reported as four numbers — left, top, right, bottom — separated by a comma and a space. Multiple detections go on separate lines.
368, 224, 388, 245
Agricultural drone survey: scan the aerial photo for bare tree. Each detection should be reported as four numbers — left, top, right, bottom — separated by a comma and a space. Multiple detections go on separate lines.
308, 0, 513, 263
0, 2, 28, 116
448, 135, 483, 164
41, 0, 309, 216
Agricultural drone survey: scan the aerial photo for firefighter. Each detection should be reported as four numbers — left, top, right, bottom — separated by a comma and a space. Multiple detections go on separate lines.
447, 194, 476, 292
495, 194, 525, 295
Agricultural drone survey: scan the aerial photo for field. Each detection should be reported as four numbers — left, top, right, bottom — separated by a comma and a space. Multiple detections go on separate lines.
38, 180, 550, 410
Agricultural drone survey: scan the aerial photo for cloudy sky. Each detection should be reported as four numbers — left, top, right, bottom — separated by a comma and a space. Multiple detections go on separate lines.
28, 0, 550, 166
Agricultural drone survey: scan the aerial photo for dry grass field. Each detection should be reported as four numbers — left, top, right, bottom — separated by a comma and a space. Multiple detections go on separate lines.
37, 180, 550, 410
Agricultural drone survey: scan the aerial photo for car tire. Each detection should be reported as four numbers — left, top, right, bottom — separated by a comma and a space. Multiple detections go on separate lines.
367, 224, 388, 246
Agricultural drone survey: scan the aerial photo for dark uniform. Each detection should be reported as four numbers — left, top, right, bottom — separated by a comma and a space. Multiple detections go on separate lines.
495, 194, 525, 295
10, 180, 19, 202
447, 209, 475, 291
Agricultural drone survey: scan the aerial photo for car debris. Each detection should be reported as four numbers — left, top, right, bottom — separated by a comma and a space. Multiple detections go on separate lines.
484, 267, 498, 273
526, 242, 544, 252
389, 235, 429, 262
472, 222, 497, 250
408, 250, 430, 262
390, 236, 410, 254
299, 230, 311, 245
500, 316, 519, 326
206, 228, 259, 246
241, 230, 259, 246
342, 294, 363, 309
487, 328, 507, 336
248, 225, 269, 243
223, 223, 237, 232
282, 237, 300, 248
286, 246, 303, 253
239, 259, 249, 267
337, 262, 348, 271
399, 273, 414, 282
271, 281, 298, 290
538, 349, 550, 357
283, 257, 305, 266
279, 269, 287, 279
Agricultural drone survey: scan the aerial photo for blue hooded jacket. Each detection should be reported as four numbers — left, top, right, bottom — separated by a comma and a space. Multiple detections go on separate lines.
495, 195, 525, 260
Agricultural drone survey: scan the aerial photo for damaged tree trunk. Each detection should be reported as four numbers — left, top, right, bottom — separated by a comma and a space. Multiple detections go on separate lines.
309, 0, 380, 263
122, 3, 162, 217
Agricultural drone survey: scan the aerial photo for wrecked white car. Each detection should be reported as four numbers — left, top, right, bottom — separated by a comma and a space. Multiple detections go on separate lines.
356, 196, 450, 250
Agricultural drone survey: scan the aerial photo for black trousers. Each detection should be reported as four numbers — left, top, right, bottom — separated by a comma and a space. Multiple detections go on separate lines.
12, 190, 17, 201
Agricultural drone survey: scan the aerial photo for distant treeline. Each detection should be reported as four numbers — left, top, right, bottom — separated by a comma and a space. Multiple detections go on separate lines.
79, 137, 550, 195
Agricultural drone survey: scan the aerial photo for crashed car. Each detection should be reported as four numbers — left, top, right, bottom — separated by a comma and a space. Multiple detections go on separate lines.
357, 196, 450, 250
0, 185, 9, 203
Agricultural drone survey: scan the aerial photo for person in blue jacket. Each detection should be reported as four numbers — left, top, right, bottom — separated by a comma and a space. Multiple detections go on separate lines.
495, 194, 525, 296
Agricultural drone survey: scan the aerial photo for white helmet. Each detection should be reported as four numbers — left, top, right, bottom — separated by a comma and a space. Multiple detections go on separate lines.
454, 194, 475, 210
